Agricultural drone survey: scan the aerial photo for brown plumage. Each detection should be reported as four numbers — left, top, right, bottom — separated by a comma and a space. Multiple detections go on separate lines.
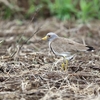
50, 37, 94, 53
42, 32, 94, 59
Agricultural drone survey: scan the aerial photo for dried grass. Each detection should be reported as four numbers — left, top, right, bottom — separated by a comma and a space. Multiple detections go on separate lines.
0, 18, 100, 100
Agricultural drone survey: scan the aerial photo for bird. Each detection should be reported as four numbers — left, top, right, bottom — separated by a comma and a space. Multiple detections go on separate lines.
42, 32, 94, 70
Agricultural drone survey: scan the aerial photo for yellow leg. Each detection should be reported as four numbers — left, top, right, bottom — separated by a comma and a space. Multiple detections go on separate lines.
65, 59, 68, 70
61, 62, 65, 70
61, 59, 68, 71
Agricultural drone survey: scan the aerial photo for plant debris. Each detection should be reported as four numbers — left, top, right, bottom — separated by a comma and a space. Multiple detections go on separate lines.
0, 18, 100, 100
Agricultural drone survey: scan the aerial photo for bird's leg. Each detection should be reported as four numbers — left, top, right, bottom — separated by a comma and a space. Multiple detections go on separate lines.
61, 57, 68, 71
65, 59, 68, 70
61, 62, 65, 70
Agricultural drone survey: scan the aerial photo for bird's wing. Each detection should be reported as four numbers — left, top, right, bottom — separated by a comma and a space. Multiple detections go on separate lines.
50, 37, 89, 54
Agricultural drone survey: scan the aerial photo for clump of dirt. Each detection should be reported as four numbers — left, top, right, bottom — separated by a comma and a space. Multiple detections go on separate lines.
0, 18, 100, 100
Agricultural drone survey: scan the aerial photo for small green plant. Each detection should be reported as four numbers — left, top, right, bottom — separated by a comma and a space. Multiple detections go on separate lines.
77, 0, 94, 21
77, 0, 100, 22
47, 0, 77, 20
26, 0, 43, 19
25, 0, 35, 18
92, 0, 100, 19
1, 0, 100, 21
2, 6, 13, 19
46, 0, 100, 21
5, 8, 12, 19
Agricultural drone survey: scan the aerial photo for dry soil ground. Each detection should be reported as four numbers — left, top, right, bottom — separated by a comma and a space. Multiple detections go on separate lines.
0, 18, 100, 100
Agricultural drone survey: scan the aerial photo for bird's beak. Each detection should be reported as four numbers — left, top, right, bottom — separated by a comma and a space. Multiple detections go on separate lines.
42, 36, 48, 40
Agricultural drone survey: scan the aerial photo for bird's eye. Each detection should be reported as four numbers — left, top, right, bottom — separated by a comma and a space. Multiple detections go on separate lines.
48, 35, 50, 37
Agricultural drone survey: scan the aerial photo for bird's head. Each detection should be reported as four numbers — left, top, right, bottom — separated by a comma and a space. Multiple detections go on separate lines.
42, 32, 58, 42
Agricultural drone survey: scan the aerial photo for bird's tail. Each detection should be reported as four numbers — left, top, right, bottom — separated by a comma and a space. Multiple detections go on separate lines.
86, 46, 95, 51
